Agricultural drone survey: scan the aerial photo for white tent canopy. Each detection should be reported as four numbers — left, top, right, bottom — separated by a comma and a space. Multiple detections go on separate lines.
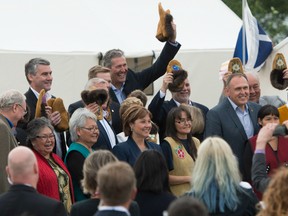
0, 0, 242, 108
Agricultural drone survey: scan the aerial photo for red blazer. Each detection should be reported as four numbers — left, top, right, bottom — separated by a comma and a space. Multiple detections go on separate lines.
33, 150, 74, 202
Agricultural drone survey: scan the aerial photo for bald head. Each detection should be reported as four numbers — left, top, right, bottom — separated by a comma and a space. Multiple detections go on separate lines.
6, 146, 38, 187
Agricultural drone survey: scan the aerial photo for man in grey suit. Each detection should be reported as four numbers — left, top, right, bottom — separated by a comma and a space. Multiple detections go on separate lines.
205, 73, 261, 176
0, 146, 66, 216
0, 89, 27, 194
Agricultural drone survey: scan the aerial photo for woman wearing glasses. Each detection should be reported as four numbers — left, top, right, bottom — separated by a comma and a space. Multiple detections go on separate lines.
26, 117, 74, 213
161, 105, 200, 197
65, 108, 99, 202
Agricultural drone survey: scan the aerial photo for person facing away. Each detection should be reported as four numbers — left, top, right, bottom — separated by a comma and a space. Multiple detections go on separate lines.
186, 137, 258, 216
70, 150, 140, 216
0, 89, 27, 193
134, 150, 176, 216
0, 146, 66, 216
102, 21, 181, 105
204, 72, 261, 176
95, 161, 137, 216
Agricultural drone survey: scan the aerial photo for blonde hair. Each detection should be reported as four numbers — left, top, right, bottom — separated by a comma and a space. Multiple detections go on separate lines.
81, 150, 118, 195
119, 97, 143, 119
182, 104, 205, 134
191, 137, 242, 212
257, 167, 288, 216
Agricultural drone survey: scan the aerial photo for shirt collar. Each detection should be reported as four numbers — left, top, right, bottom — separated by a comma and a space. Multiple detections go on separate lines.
29, 87, 52, 100
227, 97, 248, 112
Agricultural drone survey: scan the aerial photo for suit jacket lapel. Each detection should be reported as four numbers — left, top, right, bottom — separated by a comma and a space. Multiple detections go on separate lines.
224, 99, 248, 141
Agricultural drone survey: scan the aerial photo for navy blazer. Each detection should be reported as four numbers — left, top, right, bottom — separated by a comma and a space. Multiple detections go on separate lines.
109, 41, 181, 104
16, 88, 67, 160
68, 99, 121, 134
148, 91, 209, 142
0, 184, 66, 216
112, 136, 162, 167
95, 210, 129, 216
204, 97, 261, 175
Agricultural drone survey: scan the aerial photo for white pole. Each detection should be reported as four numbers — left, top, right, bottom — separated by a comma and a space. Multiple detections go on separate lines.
242, 0, 246, 69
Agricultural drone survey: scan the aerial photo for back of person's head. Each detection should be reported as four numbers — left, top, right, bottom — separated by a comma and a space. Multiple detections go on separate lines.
119, 97, 143, 119
103, 49, 125, 68
128, 90, 148, 107
97, 161, 136, 206
191, 136, 241, 213
257, 104, 279, 121
134, 150, 170, 193
122, 105, 151, 136
6, 146, 38, 186
182, 104, 205, 134
167, 196, 208, 216
25, 58, 50, 83
82, 150, 118, 195
258, 166, 288, 216
0, 89, 26, 111
88, 65, 110, 80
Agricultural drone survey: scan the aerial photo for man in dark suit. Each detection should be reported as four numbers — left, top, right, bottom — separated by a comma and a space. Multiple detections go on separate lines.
0, 146, 66, 216
148, 72, 209, 142
103, 22, 181, 105
68, 65, 121, 134
95, 162, 136, 216
16, 58, 67, 160
204, 73, 261, 176
69, 78, 118, 150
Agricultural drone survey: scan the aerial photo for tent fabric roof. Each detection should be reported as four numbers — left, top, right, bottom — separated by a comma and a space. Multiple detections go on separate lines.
0, 0, 241, 53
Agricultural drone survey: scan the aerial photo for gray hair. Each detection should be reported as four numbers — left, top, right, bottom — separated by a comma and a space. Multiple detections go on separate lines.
0, 89, 26, 110
25, 58, 50, 83
84, 78, 107, 90
26, 117, 54, 147
103, 49, 125, 68
69, 108, 97, 142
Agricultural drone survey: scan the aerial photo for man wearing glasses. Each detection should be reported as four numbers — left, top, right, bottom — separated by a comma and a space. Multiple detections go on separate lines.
0, 89, 27, 194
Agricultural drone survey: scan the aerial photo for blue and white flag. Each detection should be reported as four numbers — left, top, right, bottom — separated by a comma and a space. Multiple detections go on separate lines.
233, 0, 273, 72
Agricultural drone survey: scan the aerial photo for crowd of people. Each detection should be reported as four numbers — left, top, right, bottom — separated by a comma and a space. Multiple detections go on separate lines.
1, 18, 288, 216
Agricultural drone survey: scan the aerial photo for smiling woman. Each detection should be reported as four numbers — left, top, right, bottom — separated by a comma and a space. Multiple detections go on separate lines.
26, 117, 74, 213
65, 108, 99, 202
112, 105, 162, 167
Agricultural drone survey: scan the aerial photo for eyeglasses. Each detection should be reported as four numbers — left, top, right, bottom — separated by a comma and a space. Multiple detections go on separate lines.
17, 104, 27, 114
81, 126, 99, 132
36, 133, 55, 141
175, 118, 192, 126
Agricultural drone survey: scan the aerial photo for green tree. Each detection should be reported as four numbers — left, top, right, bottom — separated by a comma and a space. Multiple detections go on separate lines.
222, 0, 288, 45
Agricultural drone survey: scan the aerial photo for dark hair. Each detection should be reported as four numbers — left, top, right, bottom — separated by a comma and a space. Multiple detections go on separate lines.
26, 117, 54, 148
168, 196, 208, 216
128, 90, 148, 107
165, 105, 197, 160
134, 150, 170, 193
257, 104, 279, 120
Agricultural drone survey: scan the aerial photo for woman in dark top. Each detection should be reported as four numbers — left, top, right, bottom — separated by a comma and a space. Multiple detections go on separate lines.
134, 150, 176, 216
112, 105, 162, 166
65, 108, 99, 201
186, 137, 258, 216
70, 150, 140, 216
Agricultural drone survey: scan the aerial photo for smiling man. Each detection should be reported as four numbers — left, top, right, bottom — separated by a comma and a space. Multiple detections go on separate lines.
148, 71, 209, 142
16, 58, 67, 160
204, 73, 261, 176
103, 21, 181, 105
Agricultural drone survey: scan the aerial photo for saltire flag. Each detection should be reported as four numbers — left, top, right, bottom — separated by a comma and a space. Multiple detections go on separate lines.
233, 0, 273, 73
